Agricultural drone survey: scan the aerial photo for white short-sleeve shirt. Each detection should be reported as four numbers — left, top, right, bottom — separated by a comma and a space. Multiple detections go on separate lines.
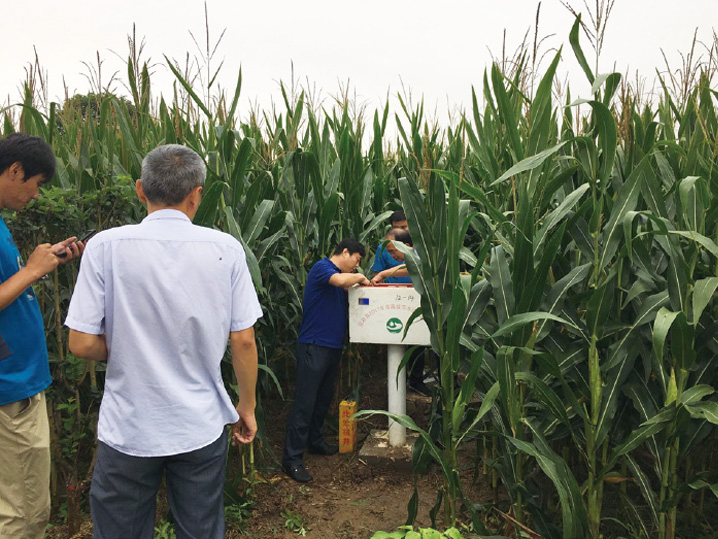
65, 209, 263, 457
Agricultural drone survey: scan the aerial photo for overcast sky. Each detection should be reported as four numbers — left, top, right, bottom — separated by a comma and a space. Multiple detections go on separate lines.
2, 0, 717, 126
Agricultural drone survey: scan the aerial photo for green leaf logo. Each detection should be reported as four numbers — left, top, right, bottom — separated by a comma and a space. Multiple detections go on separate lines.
386, 318, 403, 334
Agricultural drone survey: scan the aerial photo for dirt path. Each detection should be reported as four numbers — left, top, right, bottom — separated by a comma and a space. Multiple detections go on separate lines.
246, 446, 444, 538
246, 348, 444, 538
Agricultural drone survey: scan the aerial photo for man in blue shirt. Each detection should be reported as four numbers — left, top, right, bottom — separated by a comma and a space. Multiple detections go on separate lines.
283, 239, 370, 482
371, 228, 431, 396
371, 227, 412, 284
0, 133, 83, 539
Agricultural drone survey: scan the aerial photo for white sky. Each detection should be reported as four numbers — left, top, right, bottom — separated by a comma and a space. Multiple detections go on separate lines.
2, 0, 717, 128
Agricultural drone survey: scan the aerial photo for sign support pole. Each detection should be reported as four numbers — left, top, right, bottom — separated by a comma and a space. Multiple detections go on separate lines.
387, 344, 407, 446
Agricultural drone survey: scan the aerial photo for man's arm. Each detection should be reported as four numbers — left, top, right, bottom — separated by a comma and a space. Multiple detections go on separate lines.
230, 326, 259, 444
0, 239, 83, 311
68, 330, 107, 361
328, 272, 371, 289
371, 265, 408, 284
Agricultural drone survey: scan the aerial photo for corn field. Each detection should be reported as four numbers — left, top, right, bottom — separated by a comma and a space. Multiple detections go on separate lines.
4, 15, 718, 539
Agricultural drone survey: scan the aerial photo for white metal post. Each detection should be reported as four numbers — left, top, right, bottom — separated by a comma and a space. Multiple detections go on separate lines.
387, 344, 407, 446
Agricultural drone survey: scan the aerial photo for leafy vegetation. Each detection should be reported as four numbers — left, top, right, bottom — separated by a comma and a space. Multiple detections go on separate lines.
281, 509, 310, 536
3, 11, 718, 539
371, 526, 465, 539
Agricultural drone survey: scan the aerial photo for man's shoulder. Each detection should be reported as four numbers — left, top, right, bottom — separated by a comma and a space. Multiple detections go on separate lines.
309, 257, 337, 274
91, 223, 243, 251
313, 257, 331, 267
306, 258, 340, 289
92, 223, 139, 241
189, 226, 247, 255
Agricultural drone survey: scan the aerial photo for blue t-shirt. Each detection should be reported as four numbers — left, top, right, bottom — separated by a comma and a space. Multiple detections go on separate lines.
297, 257, 347, 349
371, 243, 411, 284
0, 217, 51, 405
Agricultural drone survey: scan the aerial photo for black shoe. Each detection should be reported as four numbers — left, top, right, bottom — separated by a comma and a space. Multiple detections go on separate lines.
308, 442, 339, 456
409, 381, 432, 396
284, 464, 312, 483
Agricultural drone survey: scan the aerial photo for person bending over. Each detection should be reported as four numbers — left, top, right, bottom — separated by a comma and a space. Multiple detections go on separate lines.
371, 227, 412, 284
282, 239, 370, 483
370, 231, 430, 395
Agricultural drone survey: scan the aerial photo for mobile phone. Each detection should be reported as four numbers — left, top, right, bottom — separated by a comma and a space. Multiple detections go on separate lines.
56, 229, 96, 258
77, 229, 97, 243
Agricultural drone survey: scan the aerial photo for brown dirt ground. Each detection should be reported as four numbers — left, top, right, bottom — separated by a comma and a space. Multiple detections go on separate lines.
48, 346, 487, 538
242, 346, 443, 539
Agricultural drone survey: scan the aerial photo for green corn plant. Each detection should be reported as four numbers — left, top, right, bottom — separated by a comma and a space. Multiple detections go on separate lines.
5, 16, 718, 536
357, 172, 496, 530
603, 75, 718, 538
445, 45, 596, 537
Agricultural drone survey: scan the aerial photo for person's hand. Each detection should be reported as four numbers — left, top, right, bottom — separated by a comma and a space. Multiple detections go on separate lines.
52, 237, 85, 264
371, 272, 384, 285
25, 244, 61, 279
232, 407, 257, 445
359, 274, 372, 286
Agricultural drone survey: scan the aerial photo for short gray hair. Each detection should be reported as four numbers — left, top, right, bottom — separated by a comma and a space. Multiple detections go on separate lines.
141, 144, 206, 205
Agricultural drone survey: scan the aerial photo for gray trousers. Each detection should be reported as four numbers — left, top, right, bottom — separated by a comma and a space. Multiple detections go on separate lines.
90, 430, 227, 539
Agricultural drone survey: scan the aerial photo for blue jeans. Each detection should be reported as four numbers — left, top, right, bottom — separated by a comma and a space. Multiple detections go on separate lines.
282, 342, 341, 467
90, 430, 227, 539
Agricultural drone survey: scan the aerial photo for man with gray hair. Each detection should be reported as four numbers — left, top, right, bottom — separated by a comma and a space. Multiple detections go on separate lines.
65, 144, 262, 538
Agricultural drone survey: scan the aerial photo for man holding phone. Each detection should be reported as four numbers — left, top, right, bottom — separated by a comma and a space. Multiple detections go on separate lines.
56, 229, 95, 257
0, 133, 83, 539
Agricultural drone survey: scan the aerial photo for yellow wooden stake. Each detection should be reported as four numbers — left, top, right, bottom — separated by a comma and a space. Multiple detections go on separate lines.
339, 400, 357, 453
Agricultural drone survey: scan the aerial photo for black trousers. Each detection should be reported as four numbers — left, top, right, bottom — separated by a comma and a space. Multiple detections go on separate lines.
282, 342, 341, 468
408, 346, 426, 386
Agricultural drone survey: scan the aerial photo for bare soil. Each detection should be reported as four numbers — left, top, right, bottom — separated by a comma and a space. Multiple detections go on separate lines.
243, 345, 445, 538
244, 441, 444, 539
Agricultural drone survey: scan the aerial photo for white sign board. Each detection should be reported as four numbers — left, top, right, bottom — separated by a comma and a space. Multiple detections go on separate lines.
348, 285, 431, 345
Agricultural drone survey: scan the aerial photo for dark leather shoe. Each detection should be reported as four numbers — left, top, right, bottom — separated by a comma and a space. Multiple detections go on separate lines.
284, 464, 312, 483
308, 442, 339, 456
